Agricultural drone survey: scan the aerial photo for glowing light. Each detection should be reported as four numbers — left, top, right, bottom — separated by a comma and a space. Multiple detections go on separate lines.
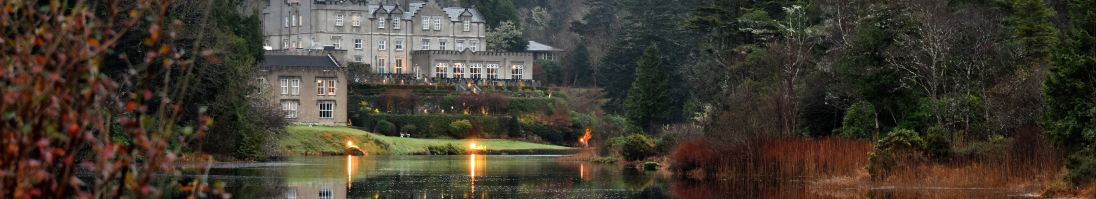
579, 128, 593, 147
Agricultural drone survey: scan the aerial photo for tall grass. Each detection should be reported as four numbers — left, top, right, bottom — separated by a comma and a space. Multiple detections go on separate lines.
671, 137, 873, 179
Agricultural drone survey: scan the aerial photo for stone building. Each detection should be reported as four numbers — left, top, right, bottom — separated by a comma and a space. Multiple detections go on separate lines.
256, 49, 349, 125
410, 49, 533, 84
261, 0, 486, 75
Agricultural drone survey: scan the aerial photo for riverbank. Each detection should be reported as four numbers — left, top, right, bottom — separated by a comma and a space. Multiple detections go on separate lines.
280, 126, 578, 155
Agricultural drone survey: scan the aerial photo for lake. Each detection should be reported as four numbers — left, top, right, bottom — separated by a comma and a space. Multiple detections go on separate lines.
206, 155, 1036, 198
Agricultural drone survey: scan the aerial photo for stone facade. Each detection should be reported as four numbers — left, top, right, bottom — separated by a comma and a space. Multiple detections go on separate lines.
261, 0, 486, 75
411, 50, 534, 82
256, 50, 349, 126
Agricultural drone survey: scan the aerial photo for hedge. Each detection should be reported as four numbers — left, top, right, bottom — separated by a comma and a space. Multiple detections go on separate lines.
355, 114, 512, 138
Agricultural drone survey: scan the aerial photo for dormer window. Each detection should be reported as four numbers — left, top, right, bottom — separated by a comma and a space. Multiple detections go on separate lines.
334, 13, 344, 26
393, 18, 401, 29
433, 16, 441, 30
378, 17, 386, 29
462, 20, 470, 32
422, 17, 430, 30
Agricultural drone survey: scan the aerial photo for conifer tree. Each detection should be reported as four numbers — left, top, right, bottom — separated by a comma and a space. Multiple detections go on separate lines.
625, 45, 672, 129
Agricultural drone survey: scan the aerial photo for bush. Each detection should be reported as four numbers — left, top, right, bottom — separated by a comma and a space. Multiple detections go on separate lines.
402, 124, 417, 134
376, 120, 395, 135
1064, 149, 1096, 186
924, 126, 951, 160
449, 120, 473, 138
611, 134, 657, 161
426, 144, 462, 155
356, 114, 511, 138
867, 129, 926, 180
840, 101, 877, 138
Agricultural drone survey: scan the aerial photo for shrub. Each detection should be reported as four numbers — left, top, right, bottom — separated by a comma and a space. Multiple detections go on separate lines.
1064, 149, 1096, 186
376, 120, 395, 135
449, 120, 473, 138
840, 101, 877, 138
867, 129, 926, 180
426, 144, 462, 155
402, 124, 417, 134
611, 134, 657, 161
924, 126, 952, 160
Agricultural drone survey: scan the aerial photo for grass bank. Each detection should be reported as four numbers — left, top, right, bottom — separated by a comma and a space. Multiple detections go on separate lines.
281, 126, 577, 155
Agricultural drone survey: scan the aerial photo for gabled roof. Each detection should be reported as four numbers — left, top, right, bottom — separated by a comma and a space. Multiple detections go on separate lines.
443, 7, 483, 22
261, 54, 342, 68
527, 41, 563, 52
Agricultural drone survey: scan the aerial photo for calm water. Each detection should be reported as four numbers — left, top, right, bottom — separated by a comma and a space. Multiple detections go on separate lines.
206, 155, 1033, 198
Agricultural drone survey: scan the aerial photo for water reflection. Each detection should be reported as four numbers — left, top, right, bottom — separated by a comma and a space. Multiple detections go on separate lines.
208, 156, 1034, 199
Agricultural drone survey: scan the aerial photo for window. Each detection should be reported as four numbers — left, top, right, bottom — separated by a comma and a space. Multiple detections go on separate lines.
395, 59, 403, 74
378, 17, 386, 29
297, 14, 303, 26
393, 18, 400, 29
316, 78, 336, 96
453, 63, 464, 79
318, 188, 333, 199
422, 17, 430, 30
470, 63, 482, 79
281, 100, 299, 118
456, 40, 464, 51
295, 38, 302, 48
439, 39, 447, 50
279, 77, 300, 95
433, 16, 441, 30
331, 38, 341, 49
318, 101, 335, 119
282, 39, 289, 49
470, 40, 478, 51
354, 39, 362, 49
284, 16, 289, 27
378, 39, 386, 50
376, 58, 386, 73
486, 64, 499, 79
354, 55, 363, 62
290, 14, 297, 27
334, 13, 344, 26
435, 63, 447, 78
511, 64, 524, 79
351, 14, 361, 26
421, 38, 430, 50
395, 39, 404, 51
463, 20, 470, 31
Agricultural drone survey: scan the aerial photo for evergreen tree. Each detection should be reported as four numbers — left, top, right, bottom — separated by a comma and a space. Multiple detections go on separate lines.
625, 45, 672, 130
1010, 0, 1058, 64
486, 21, 526, 51
569, 43, 592, 86
1043, 0, 1096, 187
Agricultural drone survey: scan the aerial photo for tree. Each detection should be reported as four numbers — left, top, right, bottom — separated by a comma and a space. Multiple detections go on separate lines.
625, 45, 672, 130
1043, 0, 1096, 187
1010, 0, 1058, 64
569, 43, 593, 86
486, 21, 527, 52
464, 0, 520, 28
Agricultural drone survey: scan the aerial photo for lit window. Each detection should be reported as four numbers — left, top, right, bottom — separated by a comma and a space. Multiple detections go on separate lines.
433, 16, 441, 30
453, 63, 464, 79
316, 78, 337, 96
378, 39, 386, 50
352, 14, 361, 26
395, 39, 404, 51
463, 20, 470, 32
422, 17, 430, 30
378, 17, 386, 29
395, 59, 403, 74
436, 63, 447, 78
318, 101, 335, 119
281, 100, 299, 118
421, 38, 430, 50
334, 13, 344, 26
511, 64, 524, 79
354, 39, 362, 49
470, 63, 482, 79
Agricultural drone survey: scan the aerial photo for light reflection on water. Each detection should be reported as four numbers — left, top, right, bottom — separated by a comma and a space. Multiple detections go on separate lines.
207, 155, 1033, 199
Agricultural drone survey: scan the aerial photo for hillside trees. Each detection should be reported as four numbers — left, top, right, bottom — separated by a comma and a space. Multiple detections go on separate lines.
1043, 0, 1096, 187
486, 21, 527, 52
625, 45, 673, 130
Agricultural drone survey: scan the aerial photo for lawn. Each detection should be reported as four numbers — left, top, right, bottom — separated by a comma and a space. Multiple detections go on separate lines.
282, 126, 577, 155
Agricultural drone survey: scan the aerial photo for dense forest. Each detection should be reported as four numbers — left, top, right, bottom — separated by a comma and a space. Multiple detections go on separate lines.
506, 0, 1095, 191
